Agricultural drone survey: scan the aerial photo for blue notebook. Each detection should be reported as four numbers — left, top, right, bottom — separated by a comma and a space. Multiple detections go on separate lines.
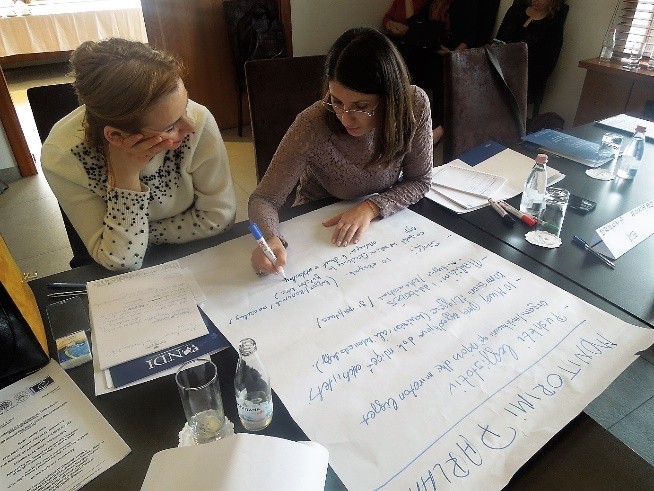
521, 129, 610, 167
107, 308, 229, 388
458, 139, 506, 166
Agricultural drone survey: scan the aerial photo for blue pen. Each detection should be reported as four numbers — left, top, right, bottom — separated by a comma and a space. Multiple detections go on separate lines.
248, 223, 288, 280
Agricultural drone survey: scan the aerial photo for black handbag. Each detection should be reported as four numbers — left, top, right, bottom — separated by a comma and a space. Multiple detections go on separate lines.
0, 282, 49, 389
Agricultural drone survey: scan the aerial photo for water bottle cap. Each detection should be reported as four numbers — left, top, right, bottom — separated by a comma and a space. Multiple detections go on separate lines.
635, 125, 647, 133
238, 338, 258, 356
535, 154, 548, 164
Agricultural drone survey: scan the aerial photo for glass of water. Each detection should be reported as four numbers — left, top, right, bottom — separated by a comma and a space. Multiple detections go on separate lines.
176, 358, 226, 444
622, 40, 644, 69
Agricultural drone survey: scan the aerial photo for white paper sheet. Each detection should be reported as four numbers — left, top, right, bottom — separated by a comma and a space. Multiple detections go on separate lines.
179, 203, 654, 490
87, 261, 208, 369
591, 200, 654, 259
0, 361, 130, 491
141, 434, 328, 490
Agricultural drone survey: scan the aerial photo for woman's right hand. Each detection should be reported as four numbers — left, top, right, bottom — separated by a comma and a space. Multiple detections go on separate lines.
251, 235, 287, 277
107, 133, 175, 191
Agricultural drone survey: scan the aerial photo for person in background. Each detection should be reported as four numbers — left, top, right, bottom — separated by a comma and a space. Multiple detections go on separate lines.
42, 38, 236, 271
248, 27, 432, 277
382, 0, 478, 144
495, 0, 565, 106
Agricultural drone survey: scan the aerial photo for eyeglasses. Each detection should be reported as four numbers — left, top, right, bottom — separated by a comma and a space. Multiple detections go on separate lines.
322, 98, 378, 118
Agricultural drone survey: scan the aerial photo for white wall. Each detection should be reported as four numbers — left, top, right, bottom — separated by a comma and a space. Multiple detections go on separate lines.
292, 0, 619, 128
290, 0, 389, 56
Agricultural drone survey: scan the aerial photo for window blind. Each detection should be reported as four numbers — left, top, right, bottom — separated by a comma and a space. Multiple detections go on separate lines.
606, 0, 654, 60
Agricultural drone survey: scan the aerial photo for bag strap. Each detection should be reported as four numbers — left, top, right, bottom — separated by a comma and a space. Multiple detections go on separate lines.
484, 45, 525, 138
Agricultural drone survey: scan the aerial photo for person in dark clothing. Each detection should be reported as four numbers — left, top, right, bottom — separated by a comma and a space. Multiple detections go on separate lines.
382, 0, 478, 144
495, 0, 565, 105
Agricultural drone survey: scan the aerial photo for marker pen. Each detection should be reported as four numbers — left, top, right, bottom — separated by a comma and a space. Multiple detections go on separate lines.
248, 223, 288, 280
488, 199, 516, 227
498, 201, 538, 226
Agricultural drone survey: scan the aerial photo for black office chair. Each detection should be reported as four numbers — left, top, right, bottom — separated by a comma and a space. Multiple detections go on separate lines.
223, 0, 287, 137
245, 55, 325, 183
27, 83, 94, 268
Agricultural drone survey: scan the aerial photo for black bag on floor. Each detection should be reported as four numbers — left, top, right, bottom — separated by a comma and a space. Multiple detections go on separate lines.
0, 283, 49, 389
0, 235, 49, 390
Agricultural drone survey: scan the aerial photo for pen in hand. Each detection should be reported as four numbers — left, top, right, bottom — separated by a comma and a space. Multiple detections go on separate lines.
572, 235, 615, 269
248, 223, 288, 280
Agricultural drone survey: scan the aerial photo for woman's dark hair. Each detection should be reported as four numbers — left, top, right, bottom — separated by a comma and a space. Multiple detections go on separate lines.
70, 38, 185, 150
323, 27, 415, 167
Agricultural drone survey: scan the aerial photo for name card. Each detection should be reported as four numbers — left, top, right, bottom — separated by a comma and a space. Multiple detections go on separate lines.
591, 200, 654, 259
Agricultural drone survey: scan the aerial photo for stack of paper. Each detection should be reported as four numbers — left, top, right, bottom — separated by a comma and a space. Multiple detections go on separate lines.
430, 164, 506, 210
87, 261, 228, 395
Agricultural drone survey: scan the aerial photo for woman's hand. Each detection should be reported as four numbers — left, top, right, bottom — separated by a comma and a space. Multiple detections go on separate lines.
107, 133, 175, 191
386, 20, 408, 37
251, 235, 287, 276
322, 200, 379, 247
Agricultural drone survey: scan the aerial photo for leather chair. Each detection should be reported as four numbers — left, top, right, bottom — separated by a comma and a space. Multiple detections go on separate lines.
26, 83, 94, 268
442, 42, 528, 162
245, 55, 325, 183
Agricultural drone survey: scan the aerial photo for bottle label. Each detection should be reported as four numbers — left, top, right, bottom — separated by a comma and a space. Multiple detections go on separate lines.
236, 395, 273, 422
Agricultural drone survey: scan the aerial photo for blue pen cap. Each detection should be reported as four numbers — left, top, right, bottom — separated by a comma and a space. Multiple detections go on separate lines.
248, 222, 263, 240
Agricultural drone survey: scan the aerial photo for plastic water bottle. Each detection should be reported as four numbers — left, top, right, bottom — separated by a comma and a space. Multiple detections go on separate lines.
616, 125, 646, 180
520, 153, 548, 217
234, 338, 273, 431
600, 28, 616, 61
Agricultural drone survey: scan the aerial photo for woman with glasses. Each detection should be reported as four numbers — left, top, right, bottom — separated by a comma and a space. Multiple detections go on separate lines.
249, 27, 433, 277
41, 38, 237, 271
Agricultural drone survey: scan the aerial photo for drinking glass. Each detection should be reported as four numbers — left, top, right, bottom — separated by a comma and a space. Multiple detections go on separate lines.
175, 358, 226, 444
538, 188, 570, 238
623, 40, 644, 69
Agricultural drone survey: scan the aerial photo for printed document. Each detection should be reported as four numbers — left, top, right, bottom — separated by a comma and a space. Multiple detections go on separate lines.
87, 261, 208, 369
0, 361, 130, 490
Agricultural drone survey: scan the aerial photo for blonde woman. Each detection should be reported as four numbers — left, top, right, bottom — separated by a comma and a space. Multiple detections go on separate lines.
42, 38, 236, 271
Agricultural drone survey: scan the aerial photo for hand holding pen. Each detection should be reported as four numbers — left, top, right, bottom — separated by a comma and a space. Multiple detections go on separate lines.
249, 223, 288, 280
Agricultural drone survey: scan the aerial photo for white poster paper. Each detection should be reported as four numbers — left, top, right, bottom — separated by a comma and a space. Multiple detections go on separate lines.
0, 361, 130, 490
179, 203, 654, 490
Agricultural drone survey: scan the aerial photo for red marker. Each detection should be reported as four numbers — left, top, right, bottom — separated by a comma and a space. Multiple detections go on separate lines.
498, 201, 538, 226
